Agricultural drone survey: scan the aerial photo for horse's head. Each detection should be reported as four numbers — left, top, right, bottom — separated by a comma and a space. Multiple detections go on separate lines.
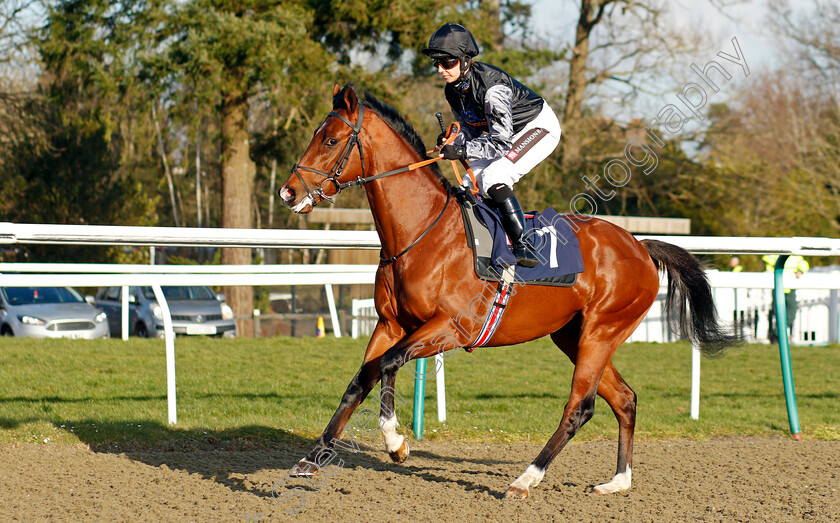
279, 84, 367, 214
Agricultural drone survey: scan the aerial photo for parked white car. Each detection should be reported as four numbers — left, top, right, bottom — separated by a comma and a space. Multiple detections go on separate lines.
0, 286, 110, 339
95, 285, 237, 338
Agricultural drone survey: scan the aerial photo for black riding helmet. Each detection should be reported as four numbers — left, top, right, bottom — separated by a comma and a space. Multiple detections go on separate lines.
422, 23, 479, 80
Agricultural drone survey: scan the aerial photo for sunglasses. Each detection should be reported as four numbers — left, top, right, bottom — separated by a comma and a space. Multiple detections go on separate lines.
433, 58, 460, 70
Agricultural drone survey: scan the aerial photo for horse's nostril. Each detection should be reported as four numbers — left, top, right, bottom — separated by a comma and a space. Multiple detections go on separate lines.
279, 186, 295, 203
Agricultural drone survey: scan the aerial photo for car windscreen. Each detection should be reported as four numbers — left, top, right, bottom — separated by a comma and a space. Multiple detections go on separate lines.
1, 287, 84, 306
140, 286, 217, 301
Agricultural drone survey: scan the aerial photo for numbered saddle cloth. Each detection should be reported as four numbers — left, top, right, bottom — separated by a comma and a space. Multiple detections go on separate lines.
457, 191, 584, 286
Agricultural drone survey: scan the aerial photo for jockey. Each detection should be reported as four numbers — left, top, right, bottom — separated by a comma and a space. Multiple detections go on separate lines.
423, 22, 562, 268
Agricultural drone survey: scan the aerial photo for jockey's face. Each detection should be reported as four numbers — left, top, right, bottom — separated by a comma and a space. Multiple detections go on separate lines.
435, 57, 462, 84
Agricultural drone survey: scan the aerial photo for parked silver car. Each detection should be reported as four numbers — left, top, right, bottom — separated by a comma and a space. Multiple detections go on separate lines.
95, 285, 237, 338
0, 286, 110, 339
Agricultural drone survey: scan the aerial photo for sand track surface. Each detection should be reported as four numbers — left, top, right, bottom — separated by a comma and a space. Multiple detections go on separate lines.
1, 437, 837, 521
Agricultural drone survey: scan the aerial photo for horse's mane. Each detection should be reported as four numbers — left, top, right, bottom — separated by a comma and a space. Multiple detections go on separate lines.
333, 85, 453, 191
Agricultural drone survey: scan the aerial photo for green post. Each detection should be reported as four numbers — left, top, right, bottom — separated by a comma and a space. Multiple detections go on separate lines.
412, 358, 427, 440
774, 255, 802, 440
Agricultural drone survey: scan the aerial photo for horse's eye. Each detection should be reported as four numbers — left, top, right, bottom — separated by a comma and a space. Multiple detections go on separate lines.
325, 137, 339, 147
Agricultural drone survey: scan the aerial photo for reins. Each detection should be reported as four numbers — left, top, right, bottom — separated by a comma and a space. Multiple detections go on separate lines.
290, 103, 477, 264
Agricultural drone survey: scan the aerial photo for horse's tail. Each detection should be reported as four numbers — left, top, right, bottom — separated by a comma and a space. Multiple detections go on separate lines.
641, 239, 738, 357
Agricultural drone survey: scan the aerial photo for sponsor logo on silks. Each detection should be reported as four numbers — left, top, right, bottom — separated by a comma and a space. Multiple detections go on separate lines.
460, 109, 486, 127
505, 127, 548, 163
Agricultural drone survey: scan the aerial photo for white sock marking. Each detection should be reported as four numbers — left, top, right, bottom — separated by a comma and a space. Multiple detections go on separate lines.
380, 415, 403, 453
593, 465, 632, 494
509, 464, 545, 492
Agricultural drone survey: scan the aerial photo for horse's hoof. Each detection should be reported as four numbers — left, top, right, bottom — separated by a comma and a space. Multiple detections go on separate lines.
592, 468, 631, 494
388, 439, 410, 463
504, 486, 529, 500
289, 460, 318, 477
592, 482, 630, 495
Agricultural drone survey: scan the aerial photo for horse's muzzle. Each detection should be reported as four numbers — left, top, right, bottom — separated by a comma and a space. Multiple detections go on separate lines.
278, 185, 296, 207
279, 184, 316, 214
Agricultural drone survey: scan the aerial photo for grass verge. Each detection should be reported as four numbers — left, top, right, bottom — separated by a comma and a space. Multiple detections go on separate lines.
0, 336, 837, 449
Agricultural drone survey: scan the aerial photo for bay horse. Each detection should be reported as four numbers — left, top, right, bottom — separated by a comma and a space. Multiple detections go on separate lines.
278, 84, 735, 499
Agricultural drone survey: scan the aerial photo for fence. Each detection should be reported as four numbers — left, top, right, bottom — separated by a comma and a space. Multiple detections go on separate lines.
0, 259, 376, 425
0, 262, 378, 340
351, 298, 378, 339
2, 222, 840, 438
628, 270, 840, 345
355, 276, 840, 346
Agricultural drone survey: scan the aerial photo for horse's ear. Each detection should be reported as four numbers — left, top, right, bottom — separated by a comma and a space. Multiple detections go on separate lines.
342, 84, 358, 114
331, 83, 358, 114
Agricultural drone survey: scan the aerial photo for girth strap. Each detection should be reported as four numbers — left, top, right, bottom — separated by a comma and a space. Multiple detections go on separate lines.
465, 266, 516, 350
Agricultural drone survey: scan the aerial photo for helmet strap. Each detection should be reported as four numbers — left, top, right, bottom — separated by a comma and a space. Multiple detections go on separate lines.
459, 57, 471, 81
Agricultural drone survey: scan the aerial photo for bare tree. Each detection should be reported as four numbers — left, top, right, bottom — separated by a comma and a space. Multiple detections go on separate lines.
152, 101, 181, 227
700, 70, 840, 237
479, 0, 504, 53
0, 0, 46, 173
763, 0, 840, 233
0, 0, 40, 70
560, 0, 709, 169
769, 0, 840, 107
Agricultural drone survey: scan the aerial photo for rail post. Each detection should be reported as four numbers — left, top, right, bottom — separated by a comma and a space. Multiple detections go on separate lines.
412, 358, 427, 439
151, 284, 177, 425
253, 309, 261, 338
774, 255, 802, 440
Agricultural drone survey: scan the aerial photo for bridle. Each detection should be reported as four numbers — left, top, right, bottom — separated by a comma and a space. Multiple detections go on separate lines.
289, 105, 368, 204
289, 103, 452, 264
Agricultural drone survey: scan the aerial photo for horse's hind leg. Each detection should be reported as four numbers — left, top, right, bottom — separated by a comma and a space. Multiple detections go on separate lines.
505, 340, 609, 499
592, 363, 636, 494
505, 305, 647, 499
549, 325, 637, 494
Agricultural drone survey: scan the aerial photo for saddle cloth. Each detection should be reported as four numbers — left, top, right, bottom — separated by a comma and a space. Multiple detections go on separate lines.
457, 190, 584, 286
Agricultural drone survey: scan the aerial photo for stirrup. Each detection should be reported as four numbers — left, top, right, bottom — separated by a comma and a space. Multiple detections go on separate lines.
498, 242, 539, 268
513, 243, 539, 268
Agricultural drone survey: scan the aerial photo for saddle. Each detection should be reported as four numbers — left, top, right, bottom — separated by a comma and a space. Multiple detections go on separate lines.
456, 190, 584, 286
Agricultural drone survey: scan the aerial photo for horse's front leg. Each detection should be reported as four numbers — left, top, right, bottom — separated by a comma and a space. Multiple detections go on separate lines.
291, 320, 403, 476
378, 315, 459, 465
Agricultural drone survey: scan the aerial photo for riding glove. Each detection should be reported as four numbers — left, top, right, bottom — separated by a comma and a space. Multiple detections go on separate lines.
436, 131, 447, 147
440, 144, 466, 161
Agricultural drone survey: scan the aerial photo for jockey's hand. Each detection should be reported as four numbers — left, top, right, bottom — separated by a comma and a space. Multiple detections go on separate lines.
435, 131, 447, 149
440, 144, 466, 161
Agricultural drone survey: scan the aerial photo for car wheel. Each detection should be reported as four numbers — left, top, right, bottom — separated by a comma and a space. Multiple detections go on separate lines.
135, 323, 149, 338
1, 325, 13, 336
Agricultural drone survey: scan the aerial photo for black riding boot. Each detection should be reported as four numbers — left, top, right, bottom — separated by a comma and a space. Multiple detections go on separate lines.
487, 184, 540, 268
